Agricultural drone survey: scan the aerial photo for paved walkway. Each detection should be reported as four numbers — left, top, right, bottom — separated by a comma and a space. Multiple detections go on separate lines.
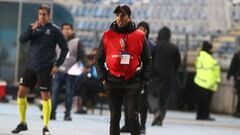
0, 103, 240, 135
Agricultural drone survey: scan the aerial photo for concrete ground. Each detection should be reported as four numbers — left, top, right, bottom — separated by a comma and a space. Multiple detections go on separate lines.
0, 102, 240, 135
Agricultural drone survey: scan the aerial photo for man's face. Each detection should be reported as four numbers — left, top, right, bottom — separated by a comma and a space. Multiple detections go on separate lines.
91, 50, 98, 56
138, 26, 148, 36
62, 25, 74, 39
115, 12, 131, 27
38, 9, 50, 24
87, 59, 94, 66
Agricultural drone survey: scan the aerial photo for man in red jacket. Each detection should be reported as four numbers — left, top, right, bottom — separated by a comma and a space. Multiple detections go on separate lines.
95, 5, 152, 135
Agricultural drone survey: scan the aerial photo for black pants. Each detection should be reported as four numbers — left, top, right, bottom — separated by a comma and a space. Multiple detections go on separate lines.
148, 80, 172, 122
123, 89, 148, 128
76, 77, 103, 101
139, 91, 148, 128
196, 85, 214, 119
107, 83, 141, 135
235, 86, 240, 114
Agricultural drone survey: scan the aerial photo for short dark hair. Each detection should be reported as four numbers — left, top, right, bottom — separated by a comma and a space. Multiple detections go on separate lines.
86, 54, 95, 61
137, 21, 150, 39
38, 5, 51, 15
202, 41, 212, 52
114, 5, 131, 17
61, 23, 74, 30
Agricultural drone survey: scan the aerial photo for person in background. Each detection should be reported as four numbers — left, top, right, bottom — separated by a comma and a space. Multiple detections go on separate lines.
50, 23, 85, 121
12, 5, 68, 135
148, 26, 181, 126
75, 54, 103, 114
95, 5, 152, 135
227, 46, 240, 118
120, 21, 155, 134
75, 48, 98, 114
194, 41, 220, 121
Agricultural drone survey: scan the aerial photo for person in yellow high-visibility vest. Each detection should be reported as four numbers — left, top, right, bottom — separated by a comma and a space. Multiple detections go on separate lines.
194, 41, 221, 121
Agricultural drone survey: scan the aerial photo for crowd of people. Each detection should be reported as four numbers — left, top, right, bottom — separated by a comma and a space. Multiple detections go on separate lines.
10, 4, 240, 135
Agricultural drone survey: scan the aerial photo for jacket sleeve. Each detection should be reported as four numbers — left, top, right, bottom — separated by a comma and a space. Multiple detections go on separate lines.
63, 40, 79, 69
141, 38, 152, 81
77, 40, 86, 64
214, 61, 221, 83
55, 29, 69, 67
19, 25, 33, 43
95, 37, 107, 81
227, 53, 239, 79
175, 46, 181, 72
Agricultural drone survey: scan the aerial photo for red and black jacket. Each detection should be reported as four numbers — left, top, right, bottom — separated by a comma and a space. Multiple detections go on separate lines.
96, 21, 152, 84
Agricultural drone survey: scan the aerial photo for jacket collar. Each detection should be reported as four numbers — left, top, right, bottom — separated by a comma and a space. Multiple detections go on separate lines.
110, 21, 136, 34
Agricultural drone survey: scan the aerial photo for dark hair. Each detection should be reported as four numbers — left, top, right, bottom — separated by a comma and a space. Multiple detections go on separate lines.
114, 5, 131, 17
157, 26, 171, 42
86, 54, 95, 61
61, 23, 73, 30
137, 21, 150, 39
201, 41, 212, 53
38, 5, 51, 15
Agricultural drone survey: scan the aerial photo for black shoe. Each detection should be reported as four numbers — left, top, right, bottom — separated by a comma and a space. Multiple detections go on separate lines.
196, 117, 215, 121
140, 126, 146, 134
75, 109, 87, 114
50, 112, 56, 120
12, 123, 28, 133
151, 115, 162, 126
43, 127, 51, 135
120, 125, 130, 133
151, 119, 162, 126
64, 112, 72, 121
233, 113, 240, 118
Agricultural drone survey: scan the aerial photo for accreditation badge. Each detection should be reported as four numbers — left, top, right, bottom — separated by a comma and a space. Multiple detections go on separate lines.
120, 52, 130, 65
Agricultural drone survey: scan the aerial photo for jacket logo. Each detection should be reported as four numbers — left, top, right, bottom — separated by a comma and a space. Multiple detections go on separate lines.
45, 29, 51, 35
20, 78, 23, 84
119, 38, 126, 51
